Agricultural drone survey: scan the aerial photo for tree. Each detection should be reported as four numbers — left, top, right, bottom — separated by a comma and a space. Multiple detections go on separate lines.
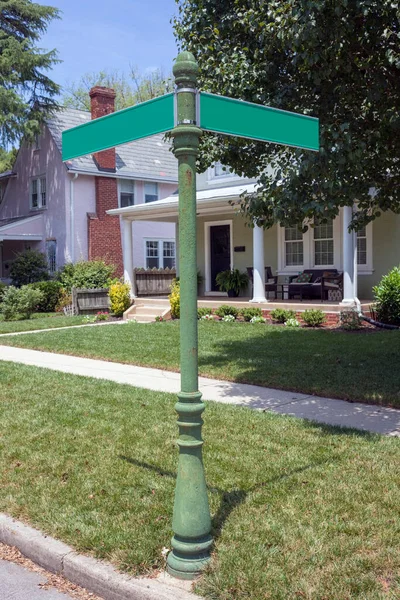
174, 1, 400, 230
0, 0, 60, 146
0, 146, 17, 171
62, 67, 173, 112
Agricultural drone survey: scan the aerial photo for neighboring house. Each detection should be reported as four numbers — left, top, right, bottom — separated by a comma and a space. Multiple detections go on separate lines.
0, 87, 178, 282
109, 162, 400, 302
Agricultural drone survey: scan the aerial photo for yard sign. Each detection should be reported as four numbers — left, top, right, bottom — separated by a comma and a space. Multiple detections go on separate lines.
62, 51, 319, 581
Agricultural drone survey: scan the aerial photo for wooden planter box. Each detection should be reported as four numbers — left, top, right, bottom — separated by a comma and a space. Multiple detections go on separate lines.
135, 268, 176, 296
72, 287, 110, 315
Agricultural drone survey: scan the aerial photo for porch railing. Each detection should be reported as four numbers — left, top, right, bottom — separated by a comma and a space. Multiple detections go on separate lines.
134, 268, 176, 296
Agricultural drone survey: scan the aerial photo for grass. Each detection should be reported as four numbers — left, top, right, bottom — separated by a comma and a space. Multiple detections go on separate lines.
0, 360, 399, 599
0, 312, 84, 334
1, 320, 399, 407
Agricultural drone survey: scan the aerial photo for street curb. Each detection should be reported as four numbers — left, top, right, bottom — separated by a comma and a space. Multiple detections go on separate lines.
0, 514, 200, 600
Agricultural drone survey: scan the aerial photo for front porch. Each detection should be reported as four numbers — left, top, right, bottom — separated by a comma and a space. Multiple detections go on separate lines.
108, 182, 374, 308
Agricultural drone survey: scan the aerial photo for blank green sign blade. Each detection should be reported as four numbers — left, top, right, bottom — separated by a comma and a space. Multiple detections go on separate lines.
62, 93, 174, 161
200, 93, 319, 151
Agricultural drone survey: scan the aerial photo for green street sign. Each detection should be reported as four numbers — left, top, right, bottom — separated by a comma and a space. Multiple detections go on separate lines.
62, 93, 174, 161
199, 92, 319, 151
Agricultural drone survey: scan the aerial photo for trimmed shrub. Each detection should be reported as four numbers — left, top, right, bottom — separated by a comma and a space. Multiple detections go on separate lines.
29, 280, 63, 312
0, 282, 7, 301
169, 279, 180, 319
198, 307, 212, 319
57, 260, 115, 292
250, 315, 266, 324
240, 307, 262, 322
9, 250, 49, 286
270, 308, 296, 323
0, 285, 43, 320
215, 305, 239, 318
285, 317, 301, 328
109, 282, 131, 317
302, 309, 326, 327
340, 309, 362, 330
373, 266, 400, 326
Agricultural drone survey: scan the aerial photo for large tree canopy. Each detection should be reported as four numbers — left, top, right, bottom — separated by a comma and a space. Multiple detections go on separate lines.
62, 67, 173, 112
174, 0, 400, 230
0, 0, 60, 146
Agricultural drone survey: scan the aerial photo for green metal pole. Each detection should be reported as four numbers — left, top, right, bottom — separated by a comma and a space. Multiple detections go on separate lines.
167, 51, 212, 580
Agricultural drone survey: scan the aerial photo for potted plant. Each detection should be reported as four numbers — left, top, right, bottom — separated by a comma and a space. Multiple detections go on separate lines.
216, 269, 249, 297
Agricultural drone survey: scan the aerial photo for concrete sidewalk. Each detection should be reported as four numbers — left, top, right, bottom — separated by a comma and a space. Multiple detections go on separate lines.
0, 345, 399, 436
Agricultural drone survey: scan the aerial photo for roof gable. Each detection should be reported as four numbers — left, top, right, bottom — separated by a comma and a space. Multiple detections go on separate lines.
46, 107, 178, 182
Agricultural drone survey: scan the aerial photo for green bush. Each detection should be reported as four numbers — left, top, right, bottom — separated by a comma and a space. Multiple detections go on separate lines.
215, 304, 239, 318
340, 309, 362, 330
57, 260, 115, 292
169, 279, 180, 319
270, 308, 296, 323
240, 307, 263, 322
0, 282, 7, 301
109, 282, 131, 317
9, 250, 49, 286
373, 266, 400, 326
302, 309, 326, 327
215, 269, 249, 295
198, 307, 212, 319
0, 285, 43, 320
28, 281, 63, 312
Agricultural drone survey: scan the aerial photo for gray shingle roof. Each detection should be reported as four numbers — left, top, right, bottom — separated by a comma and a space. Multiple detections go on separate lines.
46, 107, 178, 182
0, 215, 33, 228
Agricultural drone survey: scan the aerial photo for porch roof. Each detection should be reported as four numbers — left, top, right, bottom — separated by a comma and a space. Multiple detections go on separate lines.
107, 182, 258, 222
0, 215, 43, 241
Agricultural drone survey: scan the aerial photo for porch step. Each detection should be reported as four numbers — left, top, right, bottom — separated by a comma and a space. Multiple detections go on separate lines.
124, 299, 171, 323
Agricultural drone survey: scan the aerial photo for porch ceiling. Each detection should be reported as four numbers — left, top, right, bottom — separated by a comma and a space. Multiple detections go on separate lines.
107, 182, 258, 222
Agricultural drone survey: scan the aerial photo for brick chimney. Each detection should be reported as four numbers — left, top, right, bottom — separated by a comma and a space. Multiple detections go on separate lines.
87, 86, 123, 276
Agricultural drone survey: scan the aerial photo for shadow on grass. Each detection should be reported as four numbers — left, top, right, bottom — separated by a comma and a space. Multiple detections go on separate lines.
120, 456, 331, 541
197, 325, 400, 413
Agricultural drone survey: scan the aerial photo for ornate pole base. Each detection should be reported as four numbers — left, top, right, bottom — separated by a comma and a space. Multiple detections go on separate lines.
166, 391, 212, 579
167, 534, 213, 580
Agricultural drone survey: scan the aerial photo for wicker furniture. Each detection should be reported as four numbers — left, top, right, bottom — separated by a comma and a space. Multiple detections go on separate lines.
288, 269, 343, 302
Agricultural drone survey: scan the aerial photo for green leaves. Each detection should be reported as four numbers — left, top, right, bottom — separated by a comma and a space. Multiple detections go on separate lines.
174, 0, 400, 230
0, 0, 60, 145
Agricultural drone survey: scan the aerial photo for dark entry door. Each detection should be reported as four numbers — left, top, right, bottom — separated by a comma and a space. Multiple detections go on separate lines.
210, 225, 231, 291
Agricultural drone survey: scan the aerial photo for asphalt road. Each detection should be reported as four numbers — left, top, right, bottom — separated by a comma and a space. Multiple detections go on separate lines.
0, 560, 74, 600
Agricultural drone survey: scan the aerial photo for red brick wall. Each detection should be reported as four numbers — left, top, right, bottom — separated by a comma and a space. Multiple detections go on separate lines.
87, 86, 123, 276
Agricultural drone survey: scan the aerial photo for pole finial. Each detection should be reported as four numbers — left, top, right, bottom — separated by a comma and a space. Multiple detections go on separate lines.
173, 51, 199, 87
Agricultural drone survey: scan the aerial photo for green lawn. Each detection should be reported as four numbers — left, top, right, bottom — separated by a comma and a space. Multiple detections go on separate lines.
1, 321, 399, 407
0, 360, 399, 599
0, 312, 84, 334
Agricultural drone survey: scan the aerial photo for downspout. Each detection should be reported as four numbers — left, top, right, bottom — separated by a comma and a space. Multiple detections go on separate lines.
70, 173, 78, 262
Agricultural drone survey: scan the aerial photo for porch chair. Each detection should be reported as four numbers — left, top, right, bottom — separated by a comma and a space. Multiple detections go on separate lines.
247, 266, 278, 299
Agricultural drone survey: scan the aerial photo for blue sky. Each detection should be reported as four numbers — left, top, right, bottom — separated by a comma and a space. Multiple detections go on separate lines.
40, 0, 179, 93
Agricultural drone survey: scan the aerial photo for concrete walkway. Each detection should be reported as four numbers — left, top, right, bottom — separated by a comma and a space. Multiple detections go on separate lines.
0, 345, 399, 436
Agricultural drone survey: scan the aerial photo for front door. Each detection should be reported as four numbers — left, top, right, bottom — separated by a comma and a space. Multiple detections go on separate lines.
210, 224, 231, 291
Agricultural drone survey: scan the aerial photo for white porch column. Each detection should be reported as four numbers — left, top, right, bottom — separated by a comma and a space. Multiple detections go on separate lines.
341, 205, 355, 306
250, 224, 267, 303
175, 221, 179, 278
122, 218, 136, 297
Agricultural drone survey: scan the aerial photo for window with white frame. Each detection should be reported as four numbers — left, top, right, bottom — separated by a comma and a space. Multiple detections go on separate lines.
46, 240, 57, 274
144, 182, 159, 203
209, 161, 235, 180
313, 219, 334, 266
284, 226, 304, 267
119, 179, 135, 207
145, 240, 175, 269
31, 176, 46, 209
357, 225, 367, 265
